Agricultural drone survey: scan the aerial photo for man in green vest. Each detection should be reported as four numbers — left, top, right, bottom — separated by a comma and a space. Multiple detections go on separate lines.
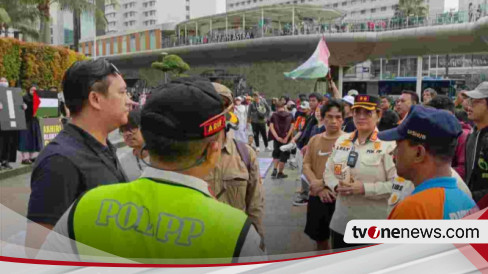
37, 78, 264, 264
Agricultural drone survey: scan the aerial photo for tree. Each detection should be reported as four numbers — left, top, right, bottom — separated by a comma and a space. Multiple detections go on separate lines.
24, 0, 109, 45
396, 0, 428, 18
0, 0, 39, 39
151, 55, 191, 78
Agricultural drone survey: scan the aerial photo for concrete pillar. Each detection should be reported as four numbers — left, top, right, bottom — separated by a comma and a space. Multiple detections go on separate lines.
226, 16, 228, 36
428, 55, 431, 77
243, 13, 246, 31
416, 56, 423, 100
380, 58, 383, 80
261, 8, 264, 37
185, 24, 187, 44
397, 58, 401, 77
339, 66, 344, 96
436, 55, 439, 78
292, 7, 295, 35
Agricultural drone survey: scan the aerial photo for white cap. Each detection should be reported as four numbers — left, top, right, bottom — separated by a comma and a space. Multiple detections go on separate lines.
342, 95, 355, 106
287, 100, 296, 106
235, 96, 243, 101
300, 101, 310, 110
347, 89, 359, 97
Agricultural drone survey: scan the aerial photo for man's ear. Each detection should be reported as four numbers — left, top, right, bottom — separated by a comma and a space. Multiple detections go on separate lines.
87, 91, 103, 111
414, 145, 427, 164
204, 133, 223, 167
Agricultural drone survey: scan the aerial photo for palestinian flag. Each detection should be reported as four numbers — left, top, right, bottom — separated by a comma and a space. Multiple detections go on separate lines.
33, 90, 59, 118
284, 37, 330, 79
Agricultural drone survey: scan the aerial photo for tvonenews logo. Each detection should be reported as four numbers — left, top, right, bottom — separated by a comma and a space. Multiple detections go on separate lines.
344, 220, 488, 244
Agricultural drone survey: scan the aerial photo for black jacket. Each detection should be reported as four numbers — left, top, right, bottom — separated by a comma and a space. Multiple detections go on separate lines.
465, 126, 488, 202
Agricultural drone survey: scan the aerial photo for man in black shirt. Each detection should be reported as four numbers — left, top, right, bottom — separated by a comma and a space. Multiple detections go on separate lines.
26, 59, 133, 257
464, 82, 488, 207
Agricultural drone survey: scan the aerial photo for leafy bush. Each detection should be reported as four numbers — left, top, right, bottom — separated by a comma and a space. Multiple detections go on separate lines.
0, 38, 86, 91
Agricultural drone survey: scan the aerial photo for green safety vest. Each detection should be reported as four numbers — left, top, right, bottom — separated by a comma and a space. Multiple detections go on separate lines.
69, 177, 250, 263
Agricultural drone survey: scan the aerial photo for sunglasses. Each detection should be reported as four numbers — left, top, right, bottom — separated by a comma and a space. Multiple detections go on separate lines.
88, 63, 121, 89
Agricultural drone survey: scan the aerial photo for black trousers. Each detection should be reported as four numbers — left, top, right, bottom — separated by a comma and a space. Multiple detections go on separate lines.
0, 130, 19, 163
251, 122, 268, 148
331, 230, 364, 250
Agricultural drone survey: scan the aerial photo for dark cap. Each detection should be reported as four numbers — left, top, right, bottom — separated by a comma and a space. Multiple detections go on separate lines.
141, 78, 225, 141
352, 95, 380, 111
377, 105, 462, 143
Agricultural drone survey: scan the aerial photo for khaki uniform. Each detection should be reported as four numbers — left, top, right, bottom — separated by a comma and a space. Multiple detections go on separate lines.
205, 131, 265, 238
387, 168, 472, 214
324, 130, 396, 235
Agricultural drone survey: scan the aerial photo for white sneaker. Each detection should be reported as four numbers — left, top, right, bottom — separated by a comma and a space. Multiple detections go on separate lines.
280, 142, 296, 152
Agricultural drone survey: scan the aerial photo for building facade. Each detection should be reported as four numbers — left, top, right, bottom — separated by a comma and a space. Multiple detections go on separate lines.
105, 0, 226, 34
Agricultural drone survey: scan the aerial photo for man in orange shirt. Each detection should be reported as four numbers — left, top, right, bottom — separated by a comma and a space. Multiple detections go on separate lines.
378, 105, 476, 219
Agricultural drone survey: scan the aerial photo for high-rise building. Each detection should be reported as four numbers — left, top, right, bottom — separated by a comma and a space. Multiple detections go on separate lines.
49, 1, 105, 46
226, 0, 448, 21
105, 0, 226, 34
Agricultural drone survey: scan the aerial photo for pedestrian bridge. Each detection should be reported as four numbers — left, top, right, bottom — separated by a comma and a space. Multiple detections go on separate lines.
107, 17, 488, 74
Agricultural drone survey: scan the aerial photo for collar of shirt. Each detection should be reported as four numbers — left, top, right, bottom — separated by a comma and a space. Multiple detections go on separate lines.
412, 177, 457, 195
65, 123, 116, 155
222, 133, 235, 155
141, 166, 213, 197
348, 128, 379, 144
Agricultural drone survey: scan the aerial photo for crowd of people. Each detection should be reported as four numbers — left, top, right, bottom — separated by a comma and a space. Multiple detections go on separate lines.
13, 58, 488, 262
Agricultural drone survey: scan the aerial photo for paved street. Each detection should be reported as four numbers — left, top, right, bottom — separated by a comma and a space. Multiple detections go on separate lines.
0, 140, 316, 257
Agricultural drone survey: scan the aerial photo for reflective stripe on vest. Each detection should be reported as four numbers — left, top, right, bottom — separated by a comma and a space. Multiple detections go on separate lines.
69, 178, 250, 263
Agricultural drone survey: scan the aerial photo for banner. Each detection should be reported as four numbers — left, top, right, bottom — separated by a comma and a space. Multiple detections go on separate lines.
0, 87, 27, 131
39, 118, 63, 146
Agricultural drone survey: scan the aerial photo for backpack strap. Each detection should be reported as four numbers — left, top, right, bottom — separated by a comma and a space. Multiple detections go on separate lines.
234, 139, 251, 172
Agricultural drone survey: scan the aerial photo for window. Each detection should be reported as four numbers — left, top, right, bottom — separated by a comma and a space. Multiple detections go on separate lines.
236, 2, 239, 6
130, 35, 136, 52
333, 3, 338, 7
293, 0, 297, 3
351, 11, 356, 15
143, 20, 156, 26
105, 40, 110, 56
149, 30, 156, 49
361, 0, 366, 3
361, 9, 366, 14
230, 3, 234, 7
371, 8, 376, 13
381, 6, 387, 11
342, 1, 347, 6
186, 6, 190, 10
114, 39, 119, 54
301, 0, 305, 3
248, 0, 251, 4
392, 5, 398, 10
254, 0, 257, 2
122, 36, 127, 53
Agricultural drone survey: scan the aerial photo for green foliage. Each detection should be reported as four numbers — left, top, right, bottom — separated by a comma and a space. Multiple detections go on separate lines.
0, 0, 40, 40
147, 61, 318, 98
0, 38, 86, 90
397, 0, 428, 17
151, 54, 190, 76
0, 38, 22, 87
